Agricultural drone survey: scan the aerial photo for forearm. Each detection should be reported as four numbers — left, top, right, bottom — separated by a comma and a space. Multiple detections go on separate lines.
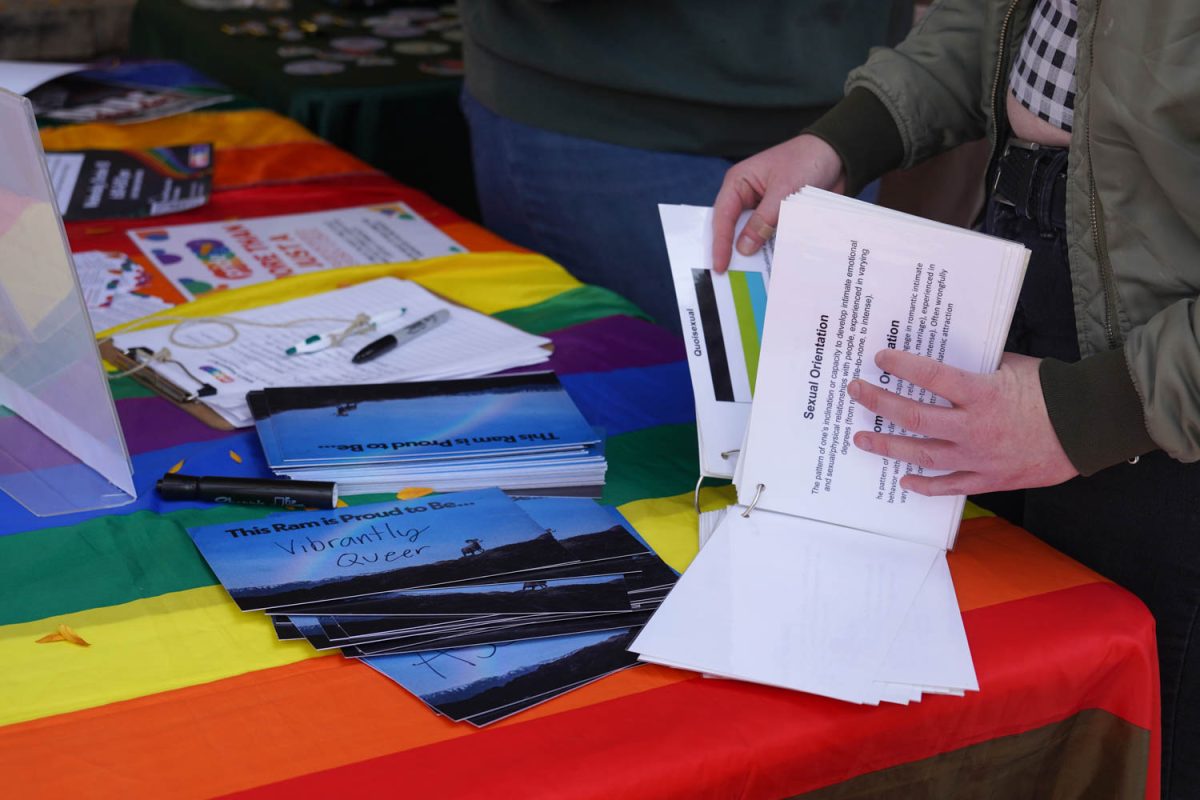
804, 89, 903, 197
804, 0, 993, 194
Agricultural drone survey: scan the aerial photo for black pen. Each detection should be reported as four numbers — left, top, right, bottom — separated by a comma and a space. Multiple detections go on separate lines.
352, 309, 450, 364
156, 473, 337, 508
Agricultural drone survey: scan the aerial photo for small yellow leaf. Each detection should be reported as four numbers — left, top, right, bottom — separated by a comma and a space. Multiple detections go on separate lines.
168, 460, 185, 474
229, 450, 243, 464
57, 624, 90, 647
35, 624, 90, 647
397, 487, 434, 501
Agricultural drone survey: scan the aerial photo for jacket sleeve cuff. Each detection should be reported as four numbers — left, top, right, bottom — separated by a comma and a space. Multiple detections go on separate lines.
803, 87, 905, 196
1039, 349, 1157, 476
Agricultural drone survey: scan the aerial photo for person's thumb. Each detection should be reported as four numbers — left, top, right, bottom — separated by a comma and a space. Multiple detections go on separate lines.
735, 188, 787, 256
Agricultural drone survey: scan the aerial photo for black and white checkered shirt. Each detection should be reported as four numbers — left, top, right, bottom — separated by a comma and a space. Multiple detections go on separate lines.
1009, 0, 1078, 132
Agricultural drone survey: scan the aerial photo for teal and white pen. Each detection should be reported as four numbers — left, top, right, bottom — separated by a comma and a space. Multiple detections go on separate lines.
284, 308, 406, 355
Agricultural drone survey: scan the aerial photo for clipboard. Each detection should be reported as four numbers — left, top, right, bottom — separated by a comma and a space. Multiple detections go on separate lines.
99, 338, 235, 431
98, 278, 556, 434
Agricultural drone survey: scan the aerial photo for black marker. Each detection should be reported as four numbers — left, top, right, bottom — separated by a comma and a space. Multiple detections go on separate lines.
352, 309, 450, 364
156, 473, 338, 509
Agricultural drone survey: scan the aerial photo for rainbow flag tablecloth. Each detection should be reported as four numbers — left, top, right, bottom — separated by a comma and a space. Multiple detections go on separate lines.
0, 72, 1159, 799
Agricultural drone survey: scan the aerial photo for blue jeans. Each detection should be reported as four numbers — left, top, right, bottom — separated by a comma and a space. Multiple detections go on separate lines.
461, 90, 881, 335
461, 89, 734, 334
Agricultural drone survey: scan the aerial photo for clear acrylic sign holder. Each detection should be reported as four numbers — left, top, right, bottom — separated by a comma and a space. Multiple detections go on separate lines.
0, 88, 135, 515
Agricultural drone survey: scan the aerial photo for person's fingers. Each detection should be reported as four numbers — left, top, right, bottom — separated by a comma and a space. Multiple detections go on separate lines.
875, 349, 980, 406
735, 211, 776, 256
711, 171, 762, 273
847, 379, 962, 438
735, 182, 791, 257
900, 471, 989, 497
711, 187, 742, 273
851, 431, 965, 472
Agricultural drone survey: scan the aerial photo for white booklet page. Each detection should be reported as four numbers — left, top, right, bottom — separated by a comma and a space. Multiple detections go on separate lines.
631, 509, 940, 704
660, 205, 771, 479
737, 192, 1026, 549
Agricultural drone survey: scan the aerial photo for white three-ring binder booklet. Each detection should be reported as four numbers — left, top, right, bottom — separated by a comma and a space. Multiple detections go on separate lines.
639, 189, 1030, 704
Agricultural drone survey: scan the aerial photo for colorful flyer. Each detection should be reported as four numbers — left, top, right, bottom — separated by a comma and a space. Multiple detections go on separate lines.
46, 144, 212, 222
72, 251, 172, 331
127, 201, 467, 298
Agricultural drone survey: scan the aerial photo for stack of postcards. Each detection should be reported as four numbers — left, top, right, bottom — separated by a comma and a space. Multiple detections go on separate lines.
187, 489, 676, 726
249, 373, 607, 495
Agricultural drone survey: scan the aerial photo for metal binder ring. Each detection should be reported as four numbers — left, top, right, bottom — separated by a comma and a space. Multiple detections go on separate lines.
695, 451, 742, 512
741, 483, 765, 518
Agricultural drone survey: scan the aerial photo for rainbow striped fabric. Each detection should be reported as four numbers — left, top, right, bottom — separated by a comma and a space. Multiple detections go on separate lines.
0, 69, 1159, 799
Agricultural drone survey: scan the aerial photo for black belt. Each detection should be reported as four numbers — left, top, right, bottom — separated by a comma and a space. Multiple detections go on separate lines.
991, 138, 1069, 230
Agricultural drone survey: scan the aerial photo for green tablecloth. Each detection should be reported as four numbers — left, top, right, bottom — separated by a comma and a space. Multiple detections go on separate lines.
130, 0, 477, 218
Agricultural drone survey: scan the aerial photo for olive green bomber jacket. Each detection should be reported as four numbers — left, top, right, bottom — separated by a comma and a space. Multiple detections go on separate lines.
810, 0, 1200, 475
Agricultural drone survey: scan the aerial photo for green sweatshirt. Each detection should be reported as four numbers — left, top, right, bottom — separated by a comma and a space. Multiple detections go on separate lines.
459, 0, 911, 160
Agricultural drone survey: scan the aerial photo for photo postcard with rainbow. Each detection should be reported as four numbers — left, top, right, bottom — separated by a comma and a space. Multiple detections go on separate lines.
186, 488, 574, 611
342, 605, 654, 658
363, 627, 641, 726
296, 578, 637, 652
250, 372, 600, 469
279, 574, 632, 622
